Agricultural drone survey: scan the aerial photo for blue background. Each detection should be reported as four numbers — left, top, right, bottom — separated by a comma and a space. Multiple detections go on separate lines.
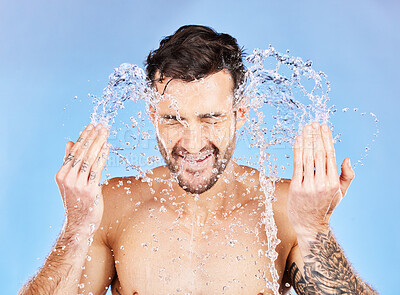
1, 0, 399, 294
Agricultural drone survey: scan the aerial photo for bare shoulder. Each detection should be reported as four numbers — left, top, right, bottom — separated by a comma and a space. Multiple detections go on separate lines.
101, 172, 160, 213
235, 164, 291, 203
99, 170, 160, 244
236, 165, 296, 241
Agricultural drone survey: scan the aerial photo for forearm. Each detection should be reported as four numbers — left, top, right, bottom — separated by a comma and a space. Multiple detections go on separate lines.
295, 227, 377, 294
19, 224, 92, 295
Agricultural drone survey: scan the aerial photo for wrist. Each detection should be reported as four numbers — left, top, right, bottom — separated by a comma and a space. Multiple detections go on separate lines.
61, 220, 98, 245
293, 223, 331, 241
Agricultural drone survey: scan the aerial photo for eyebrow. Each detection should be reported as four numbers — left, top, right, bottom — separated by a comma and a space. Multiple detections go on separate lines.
160, 112, 226, 121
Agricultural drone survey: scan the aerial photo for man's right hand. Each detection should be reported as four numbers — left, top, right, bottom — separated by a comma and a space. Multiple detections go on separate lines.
55, 123, 110, 237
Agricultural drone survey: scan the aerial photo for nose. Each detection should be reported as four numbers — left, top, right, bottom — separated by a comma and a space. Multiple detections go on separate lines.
180, 123, 208, 154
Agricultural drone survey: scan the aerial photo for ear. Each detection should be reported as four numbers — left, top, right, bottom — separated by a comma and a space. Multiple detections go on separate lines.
235, 105, 249, 129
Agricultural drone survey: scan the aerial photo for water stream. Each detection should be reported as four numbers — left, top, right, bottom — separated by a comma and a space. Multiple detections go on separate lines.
76, 45, 380, 294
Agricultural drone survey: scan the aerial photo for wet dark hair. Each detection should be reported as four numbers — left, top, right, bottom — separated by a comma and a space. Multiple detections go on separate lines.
145, 25, 245, 96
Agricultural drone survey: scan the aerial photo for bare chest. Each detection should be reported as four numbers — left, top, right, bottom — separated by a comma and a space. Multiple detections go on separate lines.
110, 210, 289, 295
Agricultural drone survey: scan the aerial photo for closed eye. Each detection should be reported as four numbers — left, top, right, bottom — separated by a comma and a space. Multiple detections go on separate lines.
201, 114, 226, 125
160, 115, 183, 125
162, 118, 179, 125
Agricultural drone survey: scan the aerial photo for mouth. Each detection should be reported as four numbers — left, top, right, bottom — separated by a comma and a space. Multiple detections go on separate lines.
175, 150, 214, 170
180, 151, 213, 163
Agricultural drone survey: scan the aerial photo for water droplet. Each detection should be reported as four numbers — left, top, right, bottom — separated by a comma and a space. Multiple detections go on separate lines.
89, 223, 95, 235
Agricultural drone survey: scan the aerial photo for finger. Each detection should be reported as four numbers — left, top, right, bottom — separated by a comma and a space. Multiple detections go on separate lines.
88, 142, 111, 187
72, 124, 96, 155
292, 135, 303, 185
340, 158, 355, 197
321, 124, 339, 179
313, 122, 326, 184
303, 124, 314, 186
63, 124, 94, 167
68, 126, 99, 178
77, 126, 109, 186
64, 141, 74, 161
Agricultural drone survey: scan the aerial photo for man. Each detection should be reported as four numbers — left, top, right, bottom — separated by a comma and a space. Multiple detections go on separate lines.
20, 25, 376, 294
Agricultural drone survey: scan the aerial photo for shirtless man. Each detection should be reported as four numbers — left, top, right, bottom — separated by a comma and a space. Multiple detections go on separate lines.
20, 25, 377, 294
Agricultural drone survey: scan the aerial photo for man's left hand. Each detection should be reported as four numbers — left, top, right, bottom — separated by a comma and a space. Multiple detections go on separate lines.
287, 122, 355, 235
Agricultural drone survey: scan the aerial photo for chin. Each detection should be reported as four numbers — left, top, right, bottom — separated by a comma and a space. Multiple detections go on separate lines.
177, 169, 219, 195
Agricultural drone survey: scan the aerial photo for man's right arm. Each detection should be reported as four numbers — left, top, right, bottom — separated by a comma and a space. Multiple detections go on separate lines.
19, 222, 115, 295
19, 123, 112, 294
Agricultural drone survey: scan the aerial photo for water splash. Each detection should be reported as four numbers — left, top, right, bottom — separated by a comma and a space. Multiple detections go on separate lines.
237, 46, 335, 293
90, 63, 149, 128
80, 45, 379, 294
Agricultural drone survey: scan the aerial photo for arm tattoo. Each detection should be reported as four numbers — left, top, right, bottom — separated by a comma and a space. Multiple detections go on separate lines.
289, 262, 315, 294
291, 230, 378, 294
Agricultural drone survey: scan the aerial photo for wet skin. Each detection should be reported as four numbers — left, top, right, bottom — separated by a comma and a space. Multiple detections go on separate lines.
19, 70, 372, 294
78, 71, 365, 294
79, 71, 299, 294
87, 166, 297, 295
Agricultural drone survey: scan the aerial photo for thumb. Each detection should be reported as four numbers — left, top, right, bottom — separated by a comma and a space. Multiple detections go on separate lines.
340, 158, 355, 197
64, 141, 74, 161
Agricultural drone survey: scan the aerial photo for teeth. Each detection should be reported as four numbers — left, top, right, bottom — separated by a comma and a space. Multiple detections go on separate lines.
182, 151, 212, 162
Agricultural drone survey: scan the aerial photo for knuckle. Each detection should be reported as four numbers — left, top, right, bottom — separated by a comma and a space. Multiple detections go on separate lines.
329, 182, 340, 193
303, 186, 314, 195
316, 183, 326, 194
80, 186, 91, 195
63, 178, 74, 190
55, 171, 65, 183
74, 186, 84, 195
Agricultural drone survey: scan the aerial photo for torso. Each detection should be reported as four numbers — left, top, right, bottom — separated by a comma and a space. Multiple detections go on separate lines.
101, 165, 297, 295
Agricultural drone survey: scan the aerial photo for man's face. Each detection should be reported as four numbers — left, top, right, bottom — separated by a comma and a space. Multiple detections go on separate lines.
151, 71, 242, 194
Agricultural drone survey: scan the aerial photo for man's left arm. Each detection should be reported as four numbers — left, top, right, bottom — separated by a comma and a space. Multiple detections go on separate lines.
287, 230, 376, 294
286, 122, 377, 294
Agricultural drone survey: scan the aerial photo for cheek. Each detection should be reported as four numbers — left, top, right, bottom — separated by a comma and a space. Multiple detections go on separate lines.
206, 122, 235, 148
157, 124, 182, 149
